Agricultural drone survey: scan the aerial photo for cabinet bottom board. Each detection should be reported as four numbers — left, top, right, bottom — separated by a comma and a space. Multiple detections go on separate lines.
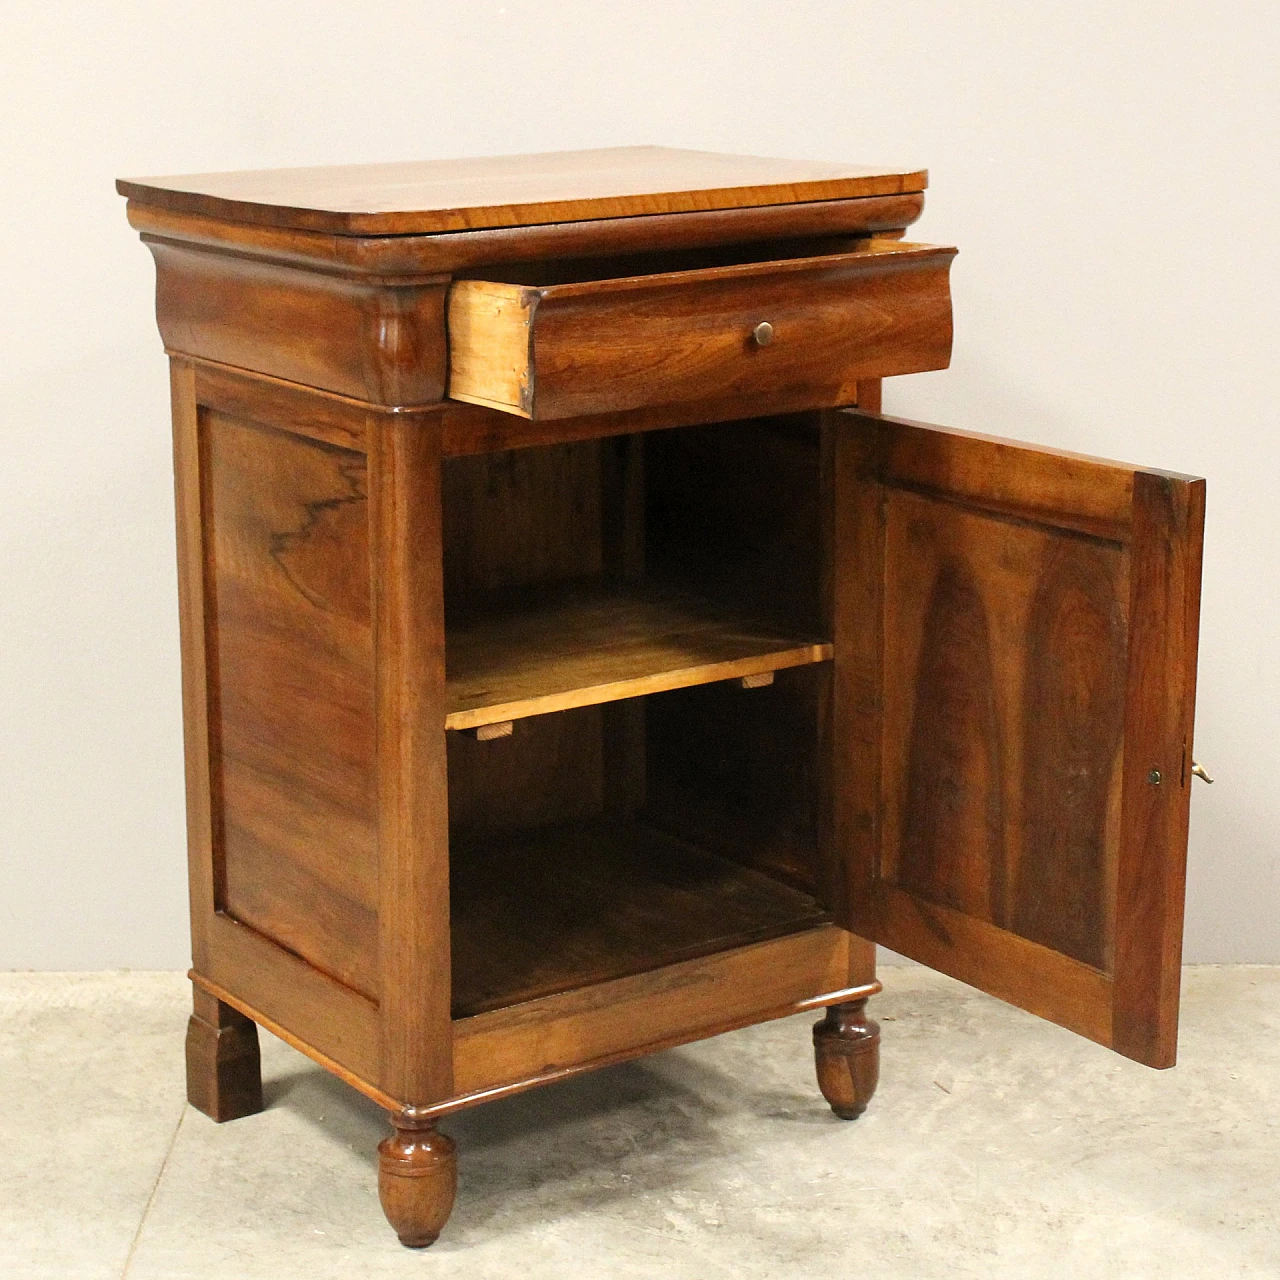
450, 815, 831, 1018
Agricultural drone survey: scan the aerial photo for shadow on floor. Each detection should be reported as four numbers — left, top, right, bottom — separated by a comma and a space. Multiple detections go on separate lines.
262, 1031, 836, 1245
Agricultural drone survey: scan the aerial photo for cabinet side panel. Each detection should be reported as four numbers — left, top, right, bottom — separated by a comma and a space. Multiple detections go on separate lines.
203, 409, 379, 999
170, 359, 216, 972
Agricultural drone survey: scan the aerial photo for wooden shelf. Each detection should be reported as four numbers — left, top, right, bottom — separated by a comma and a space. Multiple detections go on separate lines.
445, 582, 831, 731
449, 817, 830, 1019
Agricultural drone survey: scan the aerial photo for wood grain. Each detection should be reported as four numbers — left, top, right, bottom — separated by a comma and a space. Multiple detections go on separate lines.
450, 817, 830, 1018
442, 441, 604, 595
181, 355, 807, 463
175, 360, 384, 1091
118, 145, 927, 235
1112, 472, 1205, 1066
863, 882, 1114, 1044
447, 241, 955, 420
1013, 539, 1127, 964
178, 350, 882, 462
452, 926, 872, 1101
368, 410, 454, 1105
133, 153, 960, 1247
812, 999, 880, 1120
198, 910, 381, 1084
879, 485, 1130, 965
895, 546, 1010, 926
192, 938, 878, 1126
149, 241, 447, 406
185, 988, 263, 1123
378, 1113, 457, 1248
882, 412, 1137, 541
441, 438, 610, 837
191, 359, 370, 451
127, 192, 927, 277
445, 280, 533, 415
444, 582, 831, 730
833, 409, 1204, 1067
168, 359, 216, 975
192, 966, 392, 1110
440, 387, 855, 458
827, 409, 887, 923
202, 409, 379, 998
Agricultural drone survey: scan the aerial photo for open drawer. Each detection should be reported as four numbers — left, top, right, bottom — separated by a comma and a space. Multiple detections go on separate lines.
446, 240, 957, 420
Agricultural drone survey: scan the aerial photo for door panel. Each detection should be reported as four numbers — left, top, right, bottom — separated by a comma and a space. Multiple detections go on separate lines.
832, 410, 1205, 1067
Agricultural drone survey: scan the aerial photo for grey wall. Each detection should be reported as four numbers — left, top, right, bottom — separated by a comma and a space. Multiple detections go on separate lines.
2, 1, 1276, 968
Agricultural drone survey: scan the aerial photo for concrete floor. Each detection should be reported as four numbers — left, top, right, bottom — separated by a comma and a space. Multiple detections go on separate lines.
2, 967, 1277, 1279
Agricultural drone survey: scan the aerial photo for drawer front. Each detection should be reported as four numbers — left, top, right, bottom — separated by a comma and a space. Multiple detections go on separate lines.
447, 241, 956, 420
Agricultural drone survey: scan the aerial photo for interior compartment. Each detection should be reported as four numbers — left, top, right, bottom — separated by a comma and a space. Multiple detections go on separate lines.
453, 234, 871, 286
448, 802, 830, 1019
443, 414, 833, 1019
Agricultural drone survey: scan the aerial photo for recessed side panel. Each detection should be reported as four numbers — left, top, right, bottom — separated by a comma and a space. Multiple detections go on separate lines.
203, 409, 379, 999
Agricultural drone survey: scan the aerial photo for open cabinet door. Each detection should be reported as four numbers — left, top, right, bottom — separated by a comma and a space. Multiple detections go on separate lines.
832, 409, 1205, 1067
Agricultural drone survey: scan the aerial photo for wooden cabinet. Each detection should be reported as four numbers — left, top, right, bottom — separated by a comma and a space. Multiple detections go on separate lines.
118, 146, 1205, 1248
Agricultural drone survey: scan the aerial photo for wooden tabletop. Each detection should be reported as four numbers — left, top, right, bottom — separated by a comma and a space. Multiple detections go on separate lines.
116, 146, 927, 236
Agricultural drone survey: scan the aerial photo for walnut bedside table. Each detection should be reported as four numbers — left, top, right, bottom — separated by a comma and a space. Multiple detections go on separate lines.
117, 147, 1205, 1247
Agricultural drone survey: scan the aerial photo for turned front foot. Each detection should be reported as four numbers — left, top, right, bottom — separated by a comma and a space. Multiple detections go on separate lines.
813, 998, 880, 1120
378, 1109, 457, 1248
185, 988, 263, 1122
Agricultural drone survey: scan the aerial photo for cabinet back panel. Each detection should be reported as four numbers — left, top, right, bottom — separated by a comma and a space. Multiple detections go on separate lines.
644, 666, 826, 901
443, 420, 827, 857
443, 441, 615, 838
645, 416, 824, 634
442, 441, 605, 599
446, 706, 605, 839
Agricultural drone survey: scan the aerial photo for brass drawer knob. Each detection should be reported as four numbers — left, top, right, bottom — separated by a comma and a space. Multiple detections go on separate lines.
752, 321, 775, 347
